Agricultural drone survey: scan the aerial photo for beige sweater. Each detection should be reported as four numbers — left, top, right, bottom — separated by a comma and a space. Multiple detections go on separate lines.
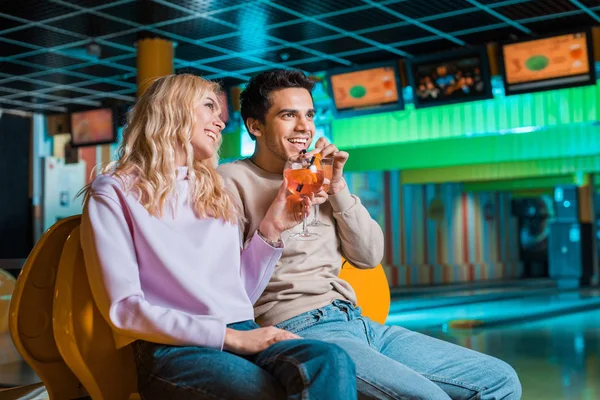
218, 159, 384, 326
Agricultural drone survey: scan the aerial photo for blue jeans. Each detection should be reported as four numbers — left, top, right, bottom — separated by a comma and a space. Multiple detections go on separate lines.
276, 300, 522, 400
133, 320, 357, 400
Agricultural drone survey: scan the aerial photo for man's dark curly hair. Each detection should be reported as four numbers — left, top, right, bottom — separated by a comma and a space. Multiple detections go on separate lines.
240, 69, 315, 141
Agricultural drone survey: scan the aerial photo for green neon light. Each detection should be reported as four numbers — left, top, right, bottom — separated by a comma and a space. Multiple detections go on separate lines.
333, 81, 600, 149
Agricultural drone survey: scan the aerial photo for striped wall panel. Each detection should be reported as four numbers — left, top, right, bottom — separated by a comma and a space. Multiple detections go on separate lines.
346, 171, 522, 287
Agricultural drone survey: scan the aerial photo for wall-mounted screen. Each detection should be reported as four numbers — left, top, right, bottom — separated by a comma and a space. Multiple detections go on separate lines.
501, 30, 596, 95
328, 62, 404, 118
409, 47, 493, 108
70, 108, 117, 147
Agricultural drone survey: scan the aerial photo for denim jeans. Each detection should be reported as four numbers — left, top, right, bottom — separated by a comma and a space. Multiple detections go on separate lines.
133, 320, 357, 400
276, 300, 522, 400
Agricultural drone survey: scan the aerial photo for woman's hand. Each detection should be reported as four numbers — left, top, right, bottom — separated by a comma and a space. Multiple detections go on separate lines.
258, 178, 312, 242
223, 326, 301, 355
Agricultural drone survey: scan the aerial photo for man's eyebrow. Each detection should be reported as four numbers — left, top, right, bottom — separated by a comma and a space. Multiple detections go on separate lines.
276, 108, 316, 114
277, 109, 298, 115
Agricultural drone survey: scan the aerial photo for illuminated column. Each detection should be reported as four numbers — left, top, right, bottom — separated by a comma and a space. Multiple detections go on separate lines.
136, 37, 174, 97
550, 173, 597, 288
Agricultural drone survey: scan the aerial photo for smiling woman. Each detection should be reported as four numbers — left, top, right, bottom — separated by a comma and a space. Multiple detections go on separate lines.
189, 91, 225, 163
80, 74, 232, 220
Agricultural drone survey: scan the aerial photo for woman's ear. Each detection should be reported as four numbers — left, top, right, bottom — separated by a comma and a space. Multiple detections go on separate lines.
246, 118, 264, 138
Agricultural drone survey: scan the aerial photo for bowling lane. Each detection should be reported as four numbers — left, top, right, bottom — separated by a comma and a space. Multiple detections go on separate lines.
386, 288, 600, 331
389, 285, 565, 313
390, 278, 555, 298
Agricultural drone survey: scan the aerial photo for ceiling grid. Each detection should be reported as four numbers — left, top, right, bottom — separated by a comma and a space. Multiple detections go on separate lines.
0, 0, 597, 113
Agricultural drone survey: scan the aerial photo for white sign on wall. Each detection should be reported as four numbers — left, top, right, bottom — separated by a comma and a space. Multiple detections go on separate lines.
42, 156, 86, 232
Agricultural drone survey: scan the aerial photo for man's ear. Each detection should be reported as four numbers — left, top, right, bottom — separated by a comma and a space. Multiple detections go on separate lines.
246, 118, 264, 138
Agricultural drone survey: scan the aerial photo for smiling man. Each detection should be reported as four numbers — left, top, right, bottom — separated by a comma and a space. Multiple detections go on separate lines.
217, 69, 521, 400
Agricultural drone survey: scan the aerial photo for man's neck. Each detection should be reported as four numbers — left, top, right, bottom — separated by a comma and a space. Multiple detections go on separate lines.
250, 147, 285, 174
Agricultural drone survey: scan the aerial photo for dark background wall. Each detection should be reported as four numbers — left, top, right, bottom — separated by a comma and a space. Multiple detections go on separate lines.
0, 112, 32, 259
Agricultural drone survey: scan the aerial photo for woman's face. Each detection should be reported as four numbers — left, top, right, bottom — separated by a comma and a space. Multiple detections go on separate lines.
190, 91, 225, 161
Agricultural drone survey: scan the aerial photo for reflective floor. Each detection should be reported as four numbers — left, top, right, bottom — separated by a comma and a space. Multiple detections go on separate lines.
419, 309, 600, 400
388, 280, 600, 400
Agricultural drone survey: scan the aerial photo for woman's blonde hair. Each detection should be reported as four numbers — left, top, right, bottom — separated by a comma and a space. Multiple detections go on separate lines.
83, 74, 238, 223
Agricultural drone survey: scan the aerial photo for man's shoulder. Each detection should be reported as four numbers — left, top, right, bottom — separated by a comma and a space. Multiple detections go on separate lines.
218, 158, 278, 191
217, 159, 251, 179
217, 159, 262, 195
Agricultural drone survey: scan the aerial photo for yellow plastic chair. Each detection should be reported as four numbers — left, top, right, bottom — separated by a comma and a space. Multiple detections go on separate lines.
8, 215, 87, 400
48, 220, 388, 398
53, 225, 140, 400
338, 259, 391, 324
0, 269, 16, 333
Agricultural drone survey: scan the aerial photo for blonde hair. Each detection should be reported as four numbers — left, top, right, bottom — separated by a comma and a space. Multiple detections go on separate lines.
83, 74, 238, 223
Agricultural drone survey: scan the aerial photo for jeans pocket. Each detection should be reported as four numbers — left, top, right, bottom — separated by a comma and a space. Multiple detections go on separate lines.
276, 310, 323, 334
132, 340, 148, 361
131, 341, 154, 390
357, 317, 376, 348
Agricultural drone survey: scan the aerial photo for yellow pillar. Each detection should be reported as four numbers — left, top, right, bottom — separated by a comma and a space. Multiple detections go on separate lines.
486, 42, 500, 77
576, 172, 598, 285
136, 38, 174, 97
576, 172, 594, 223
592, 27, 600, 63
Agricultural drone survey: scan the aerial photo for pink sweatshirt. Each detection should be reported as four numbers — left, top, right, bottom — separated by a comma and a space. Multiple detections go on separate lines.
80, 168, 283, 350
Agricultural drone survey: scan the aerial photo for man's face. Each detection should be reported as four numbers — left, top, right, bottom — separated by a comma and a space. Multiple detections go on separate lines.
253, 88, 316, 169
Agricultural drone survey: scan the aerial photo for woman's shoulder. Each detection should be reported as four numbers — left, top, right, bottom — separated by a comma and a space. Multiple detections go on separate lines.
90, 173, 132, 198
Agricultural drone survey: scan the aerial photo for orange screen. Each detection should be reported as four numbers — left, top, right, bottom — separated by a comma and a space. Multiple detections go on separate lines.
71, 109, 114, 145
331, 67, 399, 109
503, 32, 590, 84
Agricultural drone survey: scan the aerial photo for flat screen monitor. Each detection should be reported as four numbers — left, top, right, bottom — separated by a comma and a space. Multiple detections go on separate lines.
409, 47, 493, 108
70, 108, 117, 147
501, 30, 596, 95
328, 62, 404, 118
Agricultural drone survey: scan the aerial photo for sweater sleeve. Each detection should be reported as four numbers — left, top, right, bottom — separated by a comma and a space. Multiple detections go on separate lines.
219, 165, 284, 303
81, 192, 227, 349
328, 182, 385, 269
239, 231, 284, 304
